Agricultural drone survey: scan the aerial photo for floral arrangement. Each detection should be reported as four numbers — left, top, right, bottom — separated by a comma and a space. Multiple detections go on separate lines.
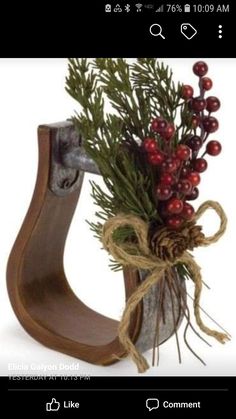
66, 59, 229, 372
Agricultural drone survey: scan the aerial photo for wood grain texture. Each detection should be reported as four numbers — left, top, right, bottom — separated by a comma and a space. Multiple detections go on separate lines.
7, 124, 143, 366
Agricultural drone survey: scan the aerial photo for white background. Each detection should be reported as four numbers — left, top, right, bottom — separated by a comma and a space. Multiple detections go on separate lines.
0, 59, 235, 377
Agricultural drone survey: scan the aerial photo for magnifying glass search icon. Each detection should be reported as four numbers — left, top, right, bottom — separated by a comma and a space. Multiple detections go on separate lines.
149, 24, 165, 39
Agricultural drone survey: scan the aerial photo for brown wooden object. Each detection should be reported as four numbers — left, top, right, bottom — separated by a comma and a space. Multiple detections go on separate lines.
7, 122, 183, 366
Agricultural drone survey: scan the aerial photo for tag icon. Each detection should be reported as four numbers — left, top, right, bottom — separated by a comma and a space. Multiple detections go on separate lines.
181, 23, 197, 39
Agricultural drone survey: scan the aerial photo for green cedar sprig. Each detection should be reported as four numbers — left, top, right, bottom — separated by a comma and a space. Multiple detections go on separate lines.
65, 59, 193, 254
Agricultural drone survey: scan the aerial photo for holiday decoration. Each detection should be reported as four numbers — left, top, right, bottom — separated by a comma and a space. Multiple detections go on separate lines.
66, 59, 230, 372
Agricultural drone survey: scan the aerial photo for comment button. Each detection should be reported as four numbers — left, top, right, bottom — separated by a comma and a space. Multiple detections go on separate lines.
146, 398, 159, 411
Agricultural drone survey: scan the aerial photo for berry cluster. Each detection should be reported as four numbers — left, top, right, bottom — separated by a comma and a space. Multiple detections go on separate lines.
143, 61, 222, 229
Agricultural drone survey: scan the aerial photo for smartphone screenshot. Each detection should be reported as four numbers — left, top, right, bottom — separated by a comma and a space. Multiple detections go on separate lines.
1, 1, 235, 416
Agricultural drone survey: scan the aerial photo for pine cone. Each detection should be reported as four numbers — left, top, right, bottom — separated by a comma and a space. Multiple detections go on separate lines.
149, 223, 204, 261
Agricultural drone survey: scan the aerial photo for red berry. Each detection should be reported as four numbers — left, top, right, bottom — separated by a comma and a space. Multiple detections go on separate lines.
201, 77, 213, 91
143, 138, 157, 153
160, 173, 174, 185
176, 145, 191, 161
192, 158, 208, 173
148, 151, 165, 165
206, 96, 221, 113
186, 187, 199, 201
151, 117, 161, 132
156, 184, 172, 200
206, 140, 222, 156
182, 134, 192, 143
161, 158, 178, 173
166, 198, 184, 214
166, 215, 183, 229
151, 117, 167, 133
193, 61, 208, 77
172, 157, 181, 169
161, 123, 175, 141
187, 171, 201, 186
180, 166, 191, 177
187, 135, 203, 151
181, 202, 195, 220
190, 97, 206, 112
176, 179, 192, 194
202, 116, 219, 133
182, 85, 194, 99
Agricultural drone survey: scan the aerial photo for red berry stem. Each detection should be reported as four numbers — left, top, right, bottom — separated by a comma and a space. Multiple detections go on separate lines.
203, 132, 210, 144
143, 61, 222, 230
198, 77, 205, 100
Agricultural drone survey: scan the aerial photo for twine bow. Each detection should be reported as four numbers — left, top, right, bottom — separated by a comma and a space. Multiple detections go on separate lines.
102, 200, 229, 373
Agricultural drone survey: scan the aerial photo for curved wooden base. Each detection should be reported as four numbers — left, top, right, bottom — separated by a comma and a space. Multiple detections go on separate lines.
7, 122, 183, 367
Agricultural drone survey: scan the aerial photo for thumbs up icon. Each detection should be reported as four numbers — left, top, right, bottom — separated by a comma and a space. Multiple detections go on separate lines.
46, 398, 60, 411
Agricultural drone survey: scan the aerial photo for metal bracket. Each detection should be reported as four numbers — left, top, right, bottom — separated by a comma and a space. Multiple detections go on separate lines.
48, 121, 100, 197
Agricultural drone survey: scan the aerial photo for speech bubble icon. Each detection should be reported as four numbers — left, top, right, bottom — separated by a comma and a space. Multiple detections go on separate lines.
146, 398, 159, 411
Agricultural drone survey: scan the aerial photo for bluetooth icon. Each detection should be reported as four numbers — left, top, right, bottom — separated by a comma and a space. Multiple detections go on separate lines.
125, 4, 131, 12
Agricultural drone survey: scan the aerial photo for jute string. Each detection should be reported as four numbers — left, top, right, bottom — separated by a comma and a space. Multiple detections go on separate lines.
101, 200, 229, 373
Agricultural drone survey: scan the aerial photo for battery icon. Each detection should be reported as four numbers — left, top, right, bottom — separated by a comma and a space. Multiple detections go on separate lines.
184, 4, 191, 12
